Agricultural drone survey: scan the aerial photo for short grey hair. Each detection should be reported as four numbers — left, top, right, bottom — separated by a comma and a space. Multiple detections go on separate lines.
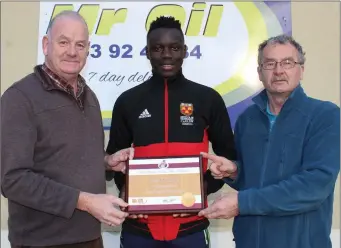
257, 34, 306, 65
47, 10, 88, 37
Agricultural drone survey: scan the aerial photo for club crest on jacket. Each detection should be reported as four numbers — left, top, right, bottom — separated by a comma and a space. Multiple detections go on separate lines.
180, 103, 194, 126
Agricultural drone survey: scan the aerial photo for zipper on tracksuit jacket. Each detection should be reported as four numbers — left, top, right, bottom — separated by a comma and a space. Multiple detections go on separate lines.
163, 79, 168, 238
164, 79, 169, 143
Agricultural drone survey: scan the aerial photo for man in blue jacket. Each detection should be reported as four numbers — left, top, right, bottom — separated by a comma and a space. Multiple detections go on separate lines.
198, 34, 340, 248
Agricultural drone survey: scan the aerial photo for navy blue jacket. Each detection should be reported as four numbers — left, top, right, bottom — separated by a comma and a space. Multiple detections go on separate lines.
228, 85, 340, 248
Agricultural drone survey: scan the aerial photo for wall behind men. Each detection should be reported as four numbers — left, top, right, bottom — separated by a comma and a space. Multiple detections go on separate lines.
1, 1, 340, 235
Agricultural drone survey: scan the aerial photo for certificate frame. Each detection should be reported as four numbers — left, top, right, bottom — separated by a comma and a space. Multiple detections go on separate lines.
124, 155, 206, 214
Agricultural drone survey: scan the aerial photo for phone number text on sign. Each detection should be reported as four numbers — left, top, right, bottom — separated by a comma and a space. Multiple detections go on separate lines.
90, 44, 203, 59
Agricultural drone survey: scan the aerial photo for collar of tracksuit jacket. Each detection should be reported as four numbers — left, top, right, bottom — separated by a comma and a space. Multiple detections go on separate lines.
150, 68, 186, 88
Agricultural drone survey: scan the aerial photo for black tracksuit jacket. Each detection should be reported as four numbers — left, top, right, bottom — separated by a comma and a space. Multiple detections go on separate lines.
106, 70, 236, 241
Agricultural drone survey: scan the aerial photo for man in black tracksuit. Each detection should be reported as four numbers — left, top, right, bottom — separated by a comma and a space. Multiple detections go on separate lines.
106, 16, 236, 248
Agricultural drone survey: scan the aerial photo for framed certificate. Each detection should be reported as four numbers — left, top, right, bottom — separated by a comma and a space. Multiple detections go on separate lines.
125, 155, 205, 214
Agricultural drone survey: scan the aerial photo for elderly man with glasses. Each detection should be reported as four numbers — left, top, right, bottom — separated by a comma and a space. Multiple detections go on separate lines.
198, 34, 340, 248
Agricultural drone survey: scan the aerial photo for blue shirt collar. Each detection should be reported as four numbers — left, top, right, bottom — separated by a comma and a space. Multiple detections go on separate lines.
266, 103, 277, 117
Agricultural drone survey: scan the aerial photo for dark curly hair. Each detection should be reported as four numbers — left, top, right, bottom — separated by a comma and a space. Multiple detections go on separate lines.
147, 16, 183, 39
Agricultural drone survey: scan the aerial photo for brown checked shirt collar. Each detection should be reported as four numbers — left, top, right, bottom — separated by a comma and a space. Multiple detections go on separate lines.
41, 63, 86, 109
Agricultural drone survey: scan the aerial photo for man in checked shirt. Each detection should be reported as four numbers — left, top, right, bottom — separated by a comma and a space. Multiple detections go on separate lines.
1, 10, 131, 248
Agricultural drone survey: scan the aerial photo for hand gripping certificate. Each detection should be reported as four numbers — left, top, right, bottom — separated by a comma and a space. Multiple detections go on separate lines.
124, 155, 206, 214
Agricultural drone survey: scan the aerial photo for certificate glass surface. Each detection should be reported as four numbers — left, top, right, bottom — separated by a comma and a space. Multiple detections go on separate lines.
125, 156, 205, 214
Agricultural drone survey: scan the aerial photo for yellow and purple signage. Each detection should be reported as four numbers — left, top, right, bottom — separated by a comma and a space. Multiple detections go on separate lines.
38, 2, 292, 129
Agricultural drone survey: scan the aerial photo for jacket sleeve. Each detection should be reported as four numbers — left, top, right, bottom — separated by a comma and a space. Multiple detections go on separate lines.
223, 115, 243, 191
1, 87, 79, 219
205, 90, 237, 194
105, 94, 133, 192
238, 105, 340, 216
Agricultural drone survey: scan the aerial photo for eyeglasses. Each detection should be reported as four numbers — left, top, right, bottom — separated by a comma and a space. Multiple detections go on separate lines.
261, 59, 303, 70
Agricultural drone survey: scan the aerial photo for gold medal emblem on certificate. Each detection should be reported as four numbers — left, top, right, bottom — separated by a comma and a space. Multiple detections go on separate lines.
181, 192, 196, 207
